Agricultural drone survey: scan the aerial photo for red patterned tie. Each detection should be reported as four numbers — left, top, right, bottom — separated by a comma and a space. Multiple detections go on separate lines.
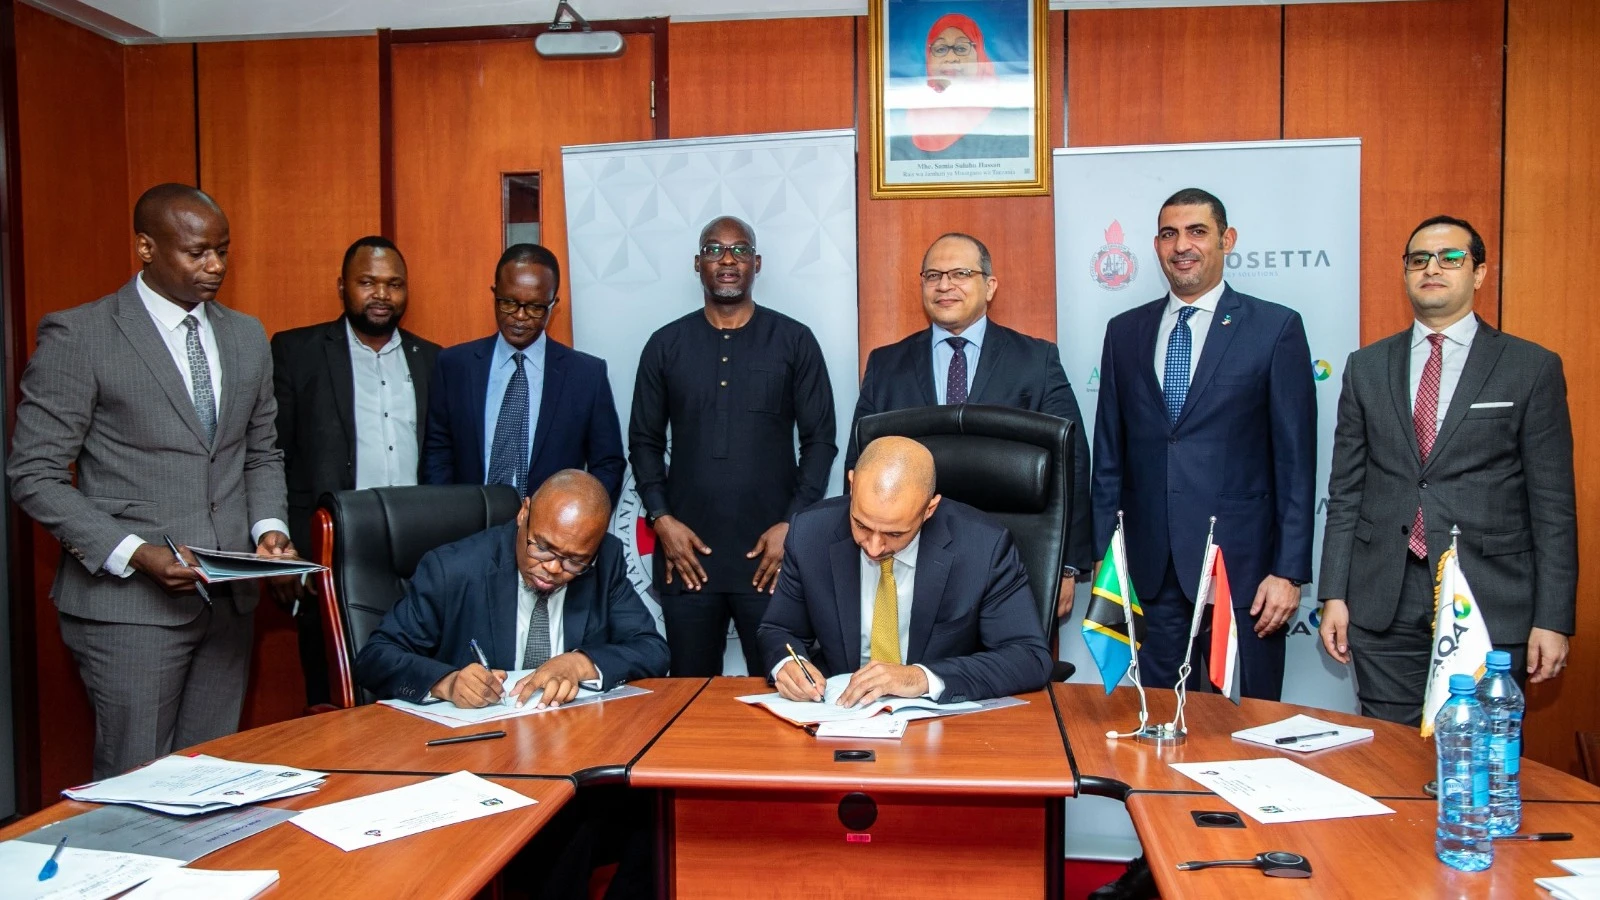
1409, 333, 1446, 558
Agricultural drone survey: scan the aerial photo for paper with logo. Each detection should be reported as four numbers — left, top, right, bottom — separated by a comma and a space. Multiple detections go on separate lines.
1420, 547, 1493, 737
17, 804, 297, 862
0, 839, 183, 900
63, 756, 326, 815
1231, 714, 1374, 753
289, 771, 535, 851
120, 868, 280, 900
378, 677, 649, 728
736, 672, 1020, 727
1169, 758, 1393, 825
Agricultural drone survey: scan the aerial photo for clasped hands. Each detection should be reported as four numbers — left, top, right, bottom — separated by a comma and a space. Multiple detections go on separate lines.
774, 658, 928, 706
431, 651, 599, 709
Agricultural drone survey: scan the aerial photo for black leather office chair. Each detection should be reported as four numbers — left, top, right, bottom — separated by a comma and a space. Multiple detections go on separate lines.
312, 484, 522, 708
854, 404, 1076, 678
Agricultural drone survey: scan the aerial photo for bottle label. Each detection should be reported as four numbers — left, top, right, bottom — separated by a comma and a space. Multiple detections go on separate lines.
1507, 737, 1521, 775
1472, 770, 1490, 807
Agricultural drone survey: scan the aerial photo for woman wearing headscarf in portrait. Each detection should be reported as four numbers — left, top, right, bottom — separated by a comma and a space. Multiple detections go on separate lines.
889, 13, 1031, 161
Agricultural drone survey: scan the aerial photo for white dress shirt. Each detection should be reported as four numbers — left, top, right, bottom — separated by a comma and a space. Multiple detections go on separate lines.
930, 315, 989, 404
104, 276, 288, 577
482, 332, 547, 477
1408, 314, 1479, 430
514, 578, 602, 686
346, 322, 419, 490
1152, 280, 1227, 390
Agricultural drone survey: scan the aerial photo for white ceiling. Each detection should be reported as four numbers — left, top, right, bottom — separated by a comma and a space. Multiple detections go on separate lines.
31, 0, 1425, 43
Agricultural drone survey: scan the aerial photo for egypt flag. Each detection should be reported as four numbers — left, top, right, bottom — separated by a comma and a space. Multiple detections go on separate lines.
1205, 547, 1241, 704
1082, 526, 1143, 694
1420, 547, 1493, 737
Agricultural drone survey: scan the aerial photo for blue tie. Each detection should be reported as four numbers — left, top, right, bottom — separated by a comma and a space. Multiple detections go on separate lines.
1163, 306, 1198, 424
488, 352, 530, 497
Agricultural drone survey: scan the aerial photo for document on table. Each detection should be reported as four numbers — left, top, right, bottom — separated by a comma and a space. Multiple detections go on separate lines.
813, 717, 908, 739
378, 676, 650, 728
289, 771, 534, 851
120, 868, 280, 900
737, 672, 1019, 727
1231, 714, 1375, 753
1558, 860, 1600, 876
187, 547, 325, 583
1536, 876, 1600, 900
62, 755, 325, 815
17, 804, 297, 862
1169, 758, 1394, 824
0, 839, 182, 900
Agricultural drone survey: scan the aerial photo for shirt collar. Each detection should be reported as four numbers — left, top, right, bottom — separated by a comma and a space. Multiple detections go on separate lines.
930, 314, 988, 350
1412, 314, 1479, 349
493, 331, 547, 371
1164, 280, 1227, 317
345, 319, 403, 355
862, 531, 922, 571
136, 272, 210, 332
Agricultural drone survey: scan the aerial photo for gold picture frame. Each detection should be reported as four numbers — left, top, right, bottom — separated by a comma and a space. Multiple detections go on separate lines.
868, 0, 1050, 199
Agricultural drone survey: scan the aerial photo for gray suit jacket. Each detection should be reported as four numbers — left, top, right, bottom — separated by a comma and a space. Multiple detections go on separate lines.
9, 277, 288, 626
1318, 317, 1577, 641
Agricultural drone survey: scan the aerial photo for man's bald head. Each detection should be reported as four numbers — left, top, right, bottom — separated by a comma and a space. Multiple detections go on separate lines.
528, 469, 612, 532
516, 470, 613, 592
854, 436, 937, 504
848, 437, 941, 562
133, 183, 223, 240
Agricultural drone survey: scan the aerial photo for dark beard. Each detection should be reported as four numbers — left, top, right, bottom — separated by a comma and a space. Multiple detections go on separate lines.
345, 308, 401, 338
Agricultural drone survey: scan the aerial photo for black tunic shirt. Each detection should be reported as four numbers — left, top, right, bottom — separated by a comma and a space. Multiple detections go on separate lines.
629, 305, 837, 595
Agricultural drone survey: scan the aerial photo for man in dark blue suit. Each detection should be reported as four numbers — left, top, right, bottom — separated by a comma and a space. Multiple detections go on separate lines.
355, 469, 669, 707
758, 437, 1052, 704
423, 244, 625, 505
1092, 188, 1316, 702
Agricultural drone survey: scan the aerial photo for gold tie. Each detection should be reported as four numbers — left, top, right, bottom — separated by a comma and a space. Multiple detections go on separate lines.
869, 557, 900, 664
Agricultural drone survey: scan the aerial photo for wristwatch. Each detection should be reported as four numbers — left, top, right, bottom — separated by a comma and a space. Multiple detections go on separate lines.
1062, 565, 1079, 579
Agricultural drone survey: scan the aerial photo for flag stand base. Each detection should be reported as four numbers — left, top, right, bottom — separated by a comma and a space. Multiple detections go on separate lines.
1134, 723, 1187, 746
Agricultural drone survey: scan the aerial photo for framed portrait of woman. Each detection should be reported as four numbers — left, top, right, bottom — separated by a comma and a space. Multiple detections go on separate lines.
869, 0, 1049, 198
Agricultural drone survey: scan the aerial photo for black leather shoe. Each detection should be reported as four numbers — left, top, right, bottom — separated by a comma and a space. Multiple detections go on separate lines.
1088, 855, 1157, 900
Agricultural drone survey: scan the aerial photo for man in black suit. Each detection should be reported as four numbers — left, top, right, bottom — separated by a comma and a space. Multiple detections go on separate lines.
272, 235, 440, 706
757, 437, 1052, 704
849, 232, 1092, 618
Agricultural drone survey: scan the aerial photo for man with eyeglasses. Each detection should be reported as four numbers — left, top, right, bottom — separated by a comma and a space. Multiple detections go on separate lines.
423, 243, 625, 504
849, 232, 1092, 618
1317, 214, 1576, 724
629, 215, 837, 677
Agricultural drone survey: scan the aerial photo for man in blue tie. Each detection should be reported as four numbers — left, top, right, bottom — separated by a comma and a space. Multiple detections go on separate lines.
423, 244, 626, 504
1091, 188, 1317, 703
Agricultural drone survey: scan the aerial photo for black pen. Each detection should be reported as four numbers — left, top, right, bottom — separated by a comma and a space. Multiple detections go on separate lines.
162, 535, 212, 605
425, 730, 507, 747
1275, 730, 1339, 745
1492, 832, 1573, 842
786, 642, 821, 702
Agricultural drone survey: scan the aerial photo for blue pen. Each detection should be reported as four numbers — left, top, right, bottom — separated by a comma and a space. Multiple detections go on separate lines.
38, 834, 67, 881
468, 639, 508, 704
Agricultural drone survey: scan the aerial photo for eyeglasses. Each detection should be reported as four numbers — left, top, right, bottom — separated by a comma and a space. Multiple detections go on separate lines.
929, 40, 976, 58
525, 536, 595, 575
699, 242, 756, 261
1403, 249, 1472, 271
495, 297, 558, 318
920, 267, 982, 286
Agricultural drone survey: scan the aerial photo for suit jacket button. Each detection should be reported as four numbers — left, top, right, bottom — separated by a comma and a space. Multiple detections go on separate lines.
211, 503, 219, 512
1418, 480, 1429, 489
1169, 437, 1178, 444
1401, 525, 1409, 535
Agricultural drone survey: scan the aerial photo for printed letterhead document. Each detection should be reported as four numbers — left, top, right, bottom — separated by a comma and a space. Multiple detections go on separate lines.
289, 771, 534, 851
63, 755, 325, 815
17, 804, 296, 862
0, 840, 182, 900
120, 868, 280, 900
737, 673, 1020, 727
1169, 758, 1394, 824
1231, 714, 1375, 753
378, 676, 650, 728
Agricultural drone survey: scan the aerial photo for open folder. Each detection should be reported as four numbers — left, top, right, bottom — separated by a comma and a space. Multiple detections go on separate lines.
187, 547, 326, 583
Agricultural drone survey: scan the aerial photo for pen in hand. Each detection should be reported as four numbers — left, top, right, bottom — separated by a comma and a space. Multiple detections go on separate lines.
37, 834, 67, 881
786, 642, 821, 702
1275, 730, 1339, 745
162, 535, 212, 605
468, 638, 508, 705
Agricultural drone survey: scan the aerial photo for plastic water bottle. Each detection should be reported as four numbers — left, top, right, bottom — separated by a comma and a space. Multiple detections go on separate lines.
1435, 673, 1493, 871
1476, 650, 1524, 836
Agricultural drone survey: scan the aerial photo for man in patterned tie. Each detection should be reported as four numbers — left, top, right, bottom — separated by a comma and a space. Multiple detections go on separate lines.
1318, 216, 1575, 724
1091, 188, 1316, 702
757, 437, 1052, 705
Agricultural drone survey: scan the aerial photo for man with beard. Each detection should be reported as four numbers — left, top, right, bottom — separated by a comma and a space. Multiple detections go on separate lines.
271, 235, 440, 706
629, 216, 837, 676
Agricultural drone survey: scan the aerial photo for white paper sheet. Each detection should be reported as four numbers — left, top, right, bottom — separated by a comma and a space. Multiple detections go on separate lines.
1536, 875, 1600, 900
1231, 714, 1375, 753
379, 683, 649, 728
0, 840, 182, 900
63, 756, 325, 812
1558, 861, 1600, 876
812, 717, 908, 739
1169, 758, 1394, 824
120, 868, 280, 900
737, 673, 989, 725
288, 771, 534, 851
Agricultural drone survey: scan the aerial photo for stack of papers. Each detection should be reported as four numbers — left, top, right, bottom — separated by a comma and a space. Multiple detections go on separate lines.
63, 755, 325, 816
289, 771, 534, 851
122, 868, 280, 900
0, 840, 182, 900
18, 804, 297, 863
1538, 861, 1600, 900
188, 547, 325, 583
379, 675, 650, 728
737, 672, 1023, 728
1232, 714, 1375, 753
1170, 758, 1394, 824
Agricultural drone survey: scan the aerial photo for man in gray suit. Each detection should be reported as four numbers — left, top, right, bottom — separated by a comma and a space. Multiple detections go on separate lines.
9, 184, 292, 777
1318, 214, 1576, 725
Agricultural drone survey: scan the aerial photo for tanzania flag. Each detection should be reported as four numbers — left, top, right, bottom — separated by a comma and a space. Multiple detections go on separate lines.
1082, 527, 1143, 694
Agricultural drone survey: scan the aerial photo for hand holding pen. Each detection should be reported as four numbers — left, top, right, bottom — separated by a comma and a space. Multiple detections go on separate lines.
159, 534, 211, 605
776, 643, 824, 702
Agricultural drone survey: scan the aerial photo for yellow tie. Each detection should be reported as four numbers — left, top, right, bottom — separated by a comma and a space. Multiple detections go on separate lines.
869, 557, 900, 664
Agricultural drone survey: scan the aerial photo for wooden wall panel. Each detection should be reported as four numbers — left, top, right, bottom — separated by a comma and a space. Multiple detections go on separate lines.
667, 18, 855, 139
124, 42, 198, 276
856, 12, 1065, 374
1065, 7, 1282, 147
197, 37, 381, 340
390, 35, 656, 350
1501, 0, 1600, 776
1285, 0, 1504, 346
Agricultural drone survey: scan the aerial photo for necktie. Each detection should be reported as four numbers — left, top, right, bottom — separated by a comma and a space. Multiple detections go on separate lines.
1410, 333, 1446, 559
869, 558, 900, 664
522, 589, 552, 670
183, 316, 216, 445
945, 336, 970, 405
487, 352, 530, 497
1163, 306, 1199, 424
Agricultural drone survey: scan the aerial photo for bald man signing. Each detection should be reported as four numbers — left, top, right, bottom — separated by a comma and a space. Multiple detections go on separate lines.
757, 438, 1053, 704
356, 470, 669, 706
